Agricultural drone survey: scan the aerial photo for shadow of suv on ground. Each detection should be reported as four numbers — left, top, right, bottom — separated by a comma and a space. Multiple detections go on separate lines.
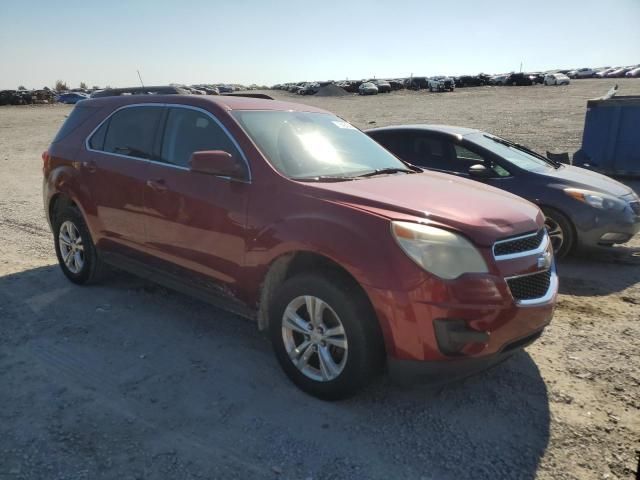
0, 265, 550, 479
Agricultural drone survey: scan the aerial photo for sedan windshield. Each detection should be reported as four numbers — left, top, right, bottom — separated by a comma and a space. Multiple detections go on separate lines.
232, 111, 408, 180
467, 133, 556, 172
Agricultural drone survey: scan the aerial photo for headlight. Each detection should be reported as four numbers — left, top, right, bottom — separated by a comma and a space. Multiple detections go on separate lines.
564, 188, 626, 211
391, 221, 488, 279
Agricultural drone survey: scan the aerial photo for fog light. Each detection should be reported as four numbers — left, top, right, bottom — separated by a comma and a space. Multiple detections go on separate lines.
433, 319, 489, 356
599, 232, 631, 243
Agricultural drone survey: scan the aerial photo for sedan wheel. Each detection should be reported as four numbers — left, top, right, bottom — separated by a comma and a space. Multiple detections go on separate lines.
281, 295, 348, 382
544, 216, 564, 253
542, 207, 575, 258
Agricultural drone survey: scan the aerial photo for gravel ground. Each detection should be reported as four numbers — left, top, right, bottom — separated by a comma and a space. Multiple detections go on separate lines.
1, 79, 639, 480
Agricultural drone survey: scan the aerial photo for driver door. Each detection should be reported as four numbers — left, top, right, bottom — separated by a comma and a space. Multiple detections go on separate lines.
143, 106, 250, 290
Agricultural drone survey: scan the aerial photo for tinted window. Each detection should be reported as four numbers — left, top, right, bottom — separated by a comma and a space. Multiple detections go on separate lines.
102, 106, 164, 159
52, 104, 101, 143
161, 108, 240, 167
89, 120, 108, 150
376, 133, 451, 170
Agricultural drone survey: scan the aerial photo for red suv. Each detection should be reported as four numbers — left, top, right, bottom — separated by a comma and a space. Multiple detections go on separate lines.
43, 95, 557, 399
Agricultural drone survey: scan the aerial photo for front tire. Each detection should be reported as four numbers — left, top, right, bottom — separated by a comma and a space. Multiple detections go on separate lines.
54, 206, 105, 284
268, 273, 384, 400
542, 207, 575, 259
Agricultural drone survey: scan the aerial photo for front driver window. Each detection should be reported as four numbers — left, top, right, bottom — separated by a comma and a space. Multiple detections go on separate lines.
455, 145, 484, 163
454, 144, 510, 177
161, 108, 240, 168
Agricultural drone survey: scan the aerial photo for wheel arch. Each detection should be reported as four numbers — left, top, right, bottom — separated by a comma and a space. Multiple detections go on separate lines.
48, 193, 79, 226
257, 251, 381, 343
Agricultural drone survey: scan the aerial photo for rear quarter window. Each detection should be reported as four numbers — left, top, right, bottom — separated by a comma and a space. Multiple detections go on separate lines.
52, 104, 102, 143
101, 106, 164, 159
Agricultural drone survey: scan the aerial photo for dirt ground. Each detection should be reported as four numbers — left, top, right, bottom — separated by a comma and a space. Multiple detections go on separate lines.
1, 79, 639, 480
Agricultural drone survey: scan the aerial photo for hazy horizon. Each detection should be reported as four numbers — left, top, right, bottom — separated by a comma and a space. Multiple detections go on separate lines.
1, 0, 638, 90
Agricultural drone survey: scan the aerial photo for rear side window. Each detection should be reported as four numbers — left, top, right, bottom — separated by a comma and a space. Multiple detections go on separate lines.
160, 107, 240, 167
101, 106, 164, 159
52, 104, 100, 143
369, 131, 449, 168
410, 136, 450, 169
88, 121, 108, 150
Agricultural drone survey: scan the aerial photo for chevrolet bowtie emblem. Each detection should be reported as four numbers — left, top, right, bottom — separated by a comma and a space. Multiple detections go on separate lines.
537, 251, 552, 269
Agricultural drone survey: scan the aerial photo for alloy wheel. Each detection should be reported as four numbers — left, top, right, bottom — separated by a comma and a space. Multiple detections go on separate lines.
281, 295, 348, 382
544, 216, 564, 253
58, 220, 85, 274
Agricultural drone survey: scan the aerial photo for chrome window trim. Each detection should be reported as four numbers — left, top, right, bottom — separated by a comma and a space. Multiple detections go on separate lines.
493, 230, 549, 261
84, 102, 252, 183
505, 263, 558, 306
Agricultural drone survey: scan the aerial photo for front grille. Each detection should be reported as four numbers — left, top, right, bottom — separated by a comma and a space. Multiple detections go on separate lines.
494, 229, 545, 257
507, 270, 552, 301
631, 201, 640, 216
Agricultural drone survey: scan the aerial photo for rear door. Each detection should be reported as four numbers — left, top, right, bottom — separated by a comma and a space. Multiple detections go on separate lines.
81, 105, 164, 255
143, 105, 250, 290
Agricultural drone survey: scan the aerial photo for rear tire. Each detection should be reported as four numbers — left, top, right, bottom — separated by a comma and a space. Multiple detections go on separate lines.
268, 273, 384, 400
542, 207, 575, 259
53, 206, 105, 285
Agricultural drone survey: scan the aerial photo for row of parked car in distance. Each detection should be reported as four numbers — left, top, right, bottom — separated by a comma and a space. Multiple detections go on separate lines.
0, 83, 264, 106
566, 66, 640, 78
274, 66, 639, 96
273, 63, 639, 96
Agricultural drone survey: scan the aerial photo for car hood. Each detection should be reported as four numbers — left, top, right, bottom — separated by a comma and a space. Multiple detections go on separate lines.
301, 171, 542, 247
538, 165, 633, 197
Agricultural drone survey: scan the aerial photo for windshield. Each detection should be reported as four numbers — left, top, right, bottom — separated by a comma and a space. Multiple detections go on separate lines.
232, 111, 407, 179
466, 133, 555, 172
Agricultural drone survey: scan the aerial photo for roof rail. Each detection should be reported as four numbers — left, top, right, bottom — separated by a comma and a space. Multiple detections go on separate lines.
90, 85, 191, 98
221, 93, 274, 100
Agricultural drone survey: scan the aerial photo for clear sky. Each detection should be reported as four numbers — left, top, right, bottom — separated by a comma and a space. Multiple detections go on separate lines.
1, 0, 638, 90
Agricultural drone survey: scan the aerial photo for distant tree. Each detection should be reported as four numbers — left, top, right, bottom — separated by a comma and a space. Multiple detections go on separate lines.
17, 85, 26, 90
79, 81, 87, 89
55, 80, 69, 91
92, 85, 100, 90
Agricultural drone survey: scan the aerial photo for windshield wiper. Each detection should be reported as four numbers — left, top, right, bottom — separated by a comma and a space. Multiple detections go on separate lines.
355, 168, 415, 178
483, 135, 562, 168
291, 175, 357, 182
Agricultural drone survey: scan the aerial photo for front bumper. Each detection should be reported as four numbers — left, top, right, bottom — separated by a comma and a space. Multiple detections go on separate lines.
388, 327, 543, 383
574, 203, 640, 248
363, 266, 556, 363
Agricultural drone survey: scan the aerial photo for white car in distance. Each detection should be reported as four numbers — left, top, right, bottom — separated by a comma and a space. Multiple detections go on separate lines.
544, 73, 571, 86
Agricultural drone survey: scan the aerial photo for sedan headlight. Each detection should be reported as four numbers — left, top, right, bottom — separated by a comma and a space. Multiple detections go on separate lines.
391, 221, 488, 279
564, 188, 626, 211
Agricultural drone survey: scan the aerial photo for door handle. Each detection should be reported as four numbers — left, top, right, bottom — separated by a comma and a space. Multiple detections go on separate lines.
146, 179, 168, 192
81, 160, 97, 173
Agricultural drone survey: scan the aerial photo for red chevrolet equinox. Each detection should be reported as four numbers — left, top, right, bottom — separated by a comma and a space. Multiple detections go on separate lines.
43, 95, 557, 399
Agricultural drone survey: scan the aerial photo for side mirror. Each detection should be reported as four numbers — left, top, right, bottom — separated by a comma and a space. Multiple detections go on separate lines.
189, 150, 246, 180
468, 163, 491, 178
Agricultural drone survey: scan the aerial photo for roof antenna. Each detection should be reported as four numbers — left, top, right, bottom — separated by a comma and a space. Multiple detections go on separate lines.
137, 70, 145, 88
